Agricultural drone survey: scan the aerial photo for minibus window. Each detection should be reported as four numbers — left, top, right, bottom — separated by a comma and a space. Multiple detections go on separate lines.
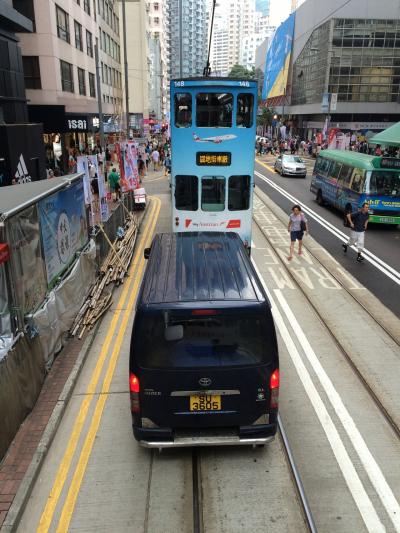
175, 93, 192, 128
175, 175, 198, 210
196, 93, 233, 127
351, 169, 365, 193
330, 162, 342, 180
237, 94, 253, 127
339, 164, 353, 186
369, 171, 400, 197
228, 175, 250, 210
135, 312, 273, 368
201, 177, 225, 211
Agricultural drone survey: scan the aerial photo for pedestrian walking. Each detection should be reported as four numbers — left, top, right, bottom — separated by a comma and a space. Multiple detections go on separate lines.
342, 203, 369, 262
138, 155, 145, 181
108, 167, 121, 201
287, 204, 308, 261
164, 152, 171, 176
151, 148, 160, 170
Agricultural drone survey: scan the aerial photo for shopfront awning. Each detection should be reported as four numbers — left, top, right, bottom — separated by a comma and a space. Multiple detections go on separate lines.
369, 122, 400, 147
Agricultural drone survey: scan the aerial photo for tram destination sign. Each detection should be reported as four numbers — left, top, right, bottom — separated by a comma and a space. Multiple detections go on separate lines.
381, 158, 400, 169
196, 152, 231, 166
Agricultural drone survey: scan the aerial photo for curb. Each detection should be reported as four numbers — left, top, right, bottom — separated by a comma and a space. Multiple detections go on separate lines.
1, 201, 152, 533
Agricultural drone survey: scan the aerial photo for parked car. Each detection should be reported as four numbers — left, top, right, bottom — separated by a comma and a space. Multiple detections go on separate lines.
274, 154, 307, 178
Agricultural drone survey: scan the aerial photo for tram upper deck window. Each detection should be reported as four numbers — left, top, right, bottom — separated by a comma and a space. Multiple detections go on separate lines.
236, 94, 253, 128
174, 93, 192, 128
228, 175, 250, 210
175, 175, 198, 210
196, 93, 232, 127
201, 177, 225, 211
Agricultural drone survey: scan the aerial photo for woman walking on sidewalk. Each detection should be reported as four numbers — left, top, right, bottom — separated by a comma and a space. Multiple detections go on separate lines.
287, 204, 308, 261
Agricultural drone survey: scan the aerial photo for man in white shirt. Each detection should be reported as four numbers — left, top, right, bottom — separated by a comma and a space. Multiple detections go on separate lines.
151, 149, 159, 171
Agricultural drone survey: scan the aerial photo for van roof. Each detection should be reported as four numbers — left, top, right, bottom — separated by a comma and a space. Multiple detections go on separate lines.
141, 232, 266, 305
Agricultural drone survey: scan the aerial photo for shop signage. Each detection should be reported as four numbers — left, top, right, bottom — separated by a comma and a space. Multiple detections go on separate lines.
381, 158, 400, 169
66, 117, 88, 131
0, 243, 10, 264
305, 121, 395, 131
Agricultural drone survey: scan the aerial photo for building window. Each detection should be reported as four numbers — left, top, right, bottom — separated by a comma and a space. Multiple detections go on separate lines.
74, 21, 83, 51
86, 30, 93, 57
83, 0, 91, 15
22, 56, 41, 89
154, 2, 159, 10
56, 5, 70, 43
60, 60, 74, 92
13, 0, 36, 32
89, 72, 96, 97
93, 0, 96, 20
154, 17, 159, 25
78, 67, 86, 95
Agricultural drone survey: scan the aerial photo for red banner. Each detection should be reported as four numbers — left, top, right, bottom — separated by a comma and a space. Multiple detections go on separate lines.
0, 243, 10, 264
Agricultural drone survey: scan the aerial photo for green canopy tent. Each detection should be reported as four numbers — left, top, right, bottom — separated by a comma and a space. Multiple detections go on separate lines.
369, 122, 400, 147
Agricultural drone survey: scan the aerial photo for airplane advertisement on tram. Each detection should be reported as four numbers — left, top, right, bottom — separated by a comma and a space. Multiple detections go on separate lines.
170, 78, 258, 251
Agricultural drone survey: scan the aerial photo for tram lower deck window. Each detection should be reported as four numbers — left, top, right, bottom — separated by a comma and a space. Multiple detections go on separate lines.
196, 93, 232, 127
228, 175, 250, 210
201, 177, 225, 211
175, 175, 198, 210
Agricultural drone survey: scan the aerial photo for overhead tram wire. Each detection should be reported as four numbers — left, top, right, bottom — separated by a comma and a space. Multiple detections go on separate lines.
203, 0, 217, 77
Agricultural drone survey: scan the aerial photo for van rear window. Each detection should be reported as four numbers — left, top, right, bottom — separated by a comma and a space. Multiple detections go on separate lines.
134, 311, 274, 368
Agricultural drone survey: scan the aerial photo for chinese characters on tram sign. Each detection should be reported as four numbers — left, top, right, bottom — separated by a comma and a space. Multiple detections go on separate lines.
196, 152, 231, 166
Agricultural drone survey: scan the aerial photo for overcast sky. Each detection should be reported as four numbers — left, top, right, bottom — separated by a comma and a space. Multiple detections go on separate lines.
269, 0, 306, 28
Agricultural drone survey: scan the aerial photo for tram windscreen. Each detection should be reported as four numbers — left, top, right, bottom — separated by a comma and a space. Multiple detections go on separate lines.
196, 93, 233, 127
228, 175, 250, 210
368, 171, 400, 197
201, 177, 225, 211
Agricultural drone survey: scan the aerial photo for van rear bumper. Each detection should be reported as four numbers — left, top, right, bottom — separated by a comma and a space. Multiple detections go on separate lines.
133, 423, 277, 448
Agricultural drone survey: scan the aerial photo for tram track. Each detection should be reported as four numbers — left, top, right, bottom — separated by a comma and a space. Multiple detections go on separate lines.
253, 192, 400, 441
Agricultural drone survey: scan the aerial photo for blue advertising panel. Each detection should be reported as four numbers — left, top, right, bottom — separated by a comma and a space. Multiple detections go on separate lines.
262, 13, 295, 100
39, 180, 88, 287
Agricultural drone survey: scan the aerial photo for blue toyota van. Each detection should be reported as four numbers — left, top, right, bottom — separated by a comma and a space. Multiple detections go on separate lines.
129, 232, 279, 448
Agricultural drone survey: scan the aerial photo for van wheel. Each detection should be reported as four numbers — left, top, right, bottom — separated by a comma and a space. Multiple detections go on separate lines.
316, 190, 324, 206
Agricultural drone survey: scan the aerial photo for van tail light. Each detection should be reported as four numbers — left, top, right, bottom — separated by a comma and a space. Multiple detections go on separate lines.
129, 372, 140, 413
269, 369, 279, 410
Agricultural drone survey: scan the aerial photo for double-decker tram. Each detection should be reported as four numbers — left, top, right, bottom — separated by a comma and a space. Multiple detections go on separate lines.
170, 77, 258, 251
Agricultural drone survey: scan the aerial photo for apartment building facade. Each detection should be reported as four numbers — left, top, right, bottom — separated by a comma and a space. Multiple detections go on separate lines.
17, 0, 123, 171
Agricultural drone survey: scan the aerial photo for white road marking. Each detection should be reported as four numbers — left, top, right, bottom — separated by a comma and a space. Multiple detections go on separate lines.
251, 259, 386, 532
275, 289, 400, 531
254, 168, 400, 286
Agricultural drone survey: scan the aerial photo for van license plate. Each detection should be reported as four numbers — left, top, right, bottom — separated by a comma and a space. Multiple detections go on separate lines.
190, 395, 221, 411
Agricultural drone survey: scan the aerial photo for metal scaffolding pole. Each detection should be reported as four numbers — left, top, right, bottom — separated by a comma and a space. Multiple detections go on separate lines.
94, 41, 105, 149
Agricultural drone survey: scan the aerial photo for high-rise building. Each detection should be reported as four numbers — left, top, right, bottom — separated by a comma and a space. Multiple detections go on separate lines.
16, 0, 123, 172
166, 0, 208, 79
255, 0, 269, 17
210, 13, 229, 76
147, 0, 168, 119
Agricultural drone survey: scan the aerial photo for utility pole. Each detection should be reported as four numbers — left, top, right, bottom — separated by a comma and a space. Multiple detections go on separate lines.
121, 0, 130, 137
94, 40, 105, 149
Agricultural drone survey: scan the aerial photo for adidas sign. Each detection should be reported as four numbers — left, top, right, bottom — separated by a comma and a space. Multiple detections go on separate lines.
15, 154, 32, 184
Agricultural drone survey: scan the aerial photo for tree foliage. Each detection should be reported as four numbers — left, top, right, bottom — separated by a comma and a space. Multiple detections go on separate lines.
256, 107, 274, 127
228, 64, 255, 79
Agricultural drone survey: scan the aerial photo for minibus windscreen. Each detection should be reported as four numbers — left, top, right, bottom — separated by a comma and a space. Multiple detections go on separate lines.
135, 312, 274, 368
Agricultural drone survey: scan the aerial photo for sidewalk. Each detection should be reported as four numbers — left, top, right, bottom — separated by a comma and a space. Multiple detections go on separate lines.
0, 197, 148, 531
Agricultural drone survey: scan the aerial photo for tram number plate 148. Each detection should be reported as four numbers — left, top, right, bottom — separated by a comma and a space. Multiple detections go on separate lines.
190, 395, 221, 411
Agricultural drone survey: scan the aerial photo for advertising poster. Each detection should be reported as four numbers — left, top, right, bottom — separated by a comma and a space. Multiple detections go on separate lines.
39, 180, 88, 287
77, 156, 92, 206
262, 13, 295, 100
120, 141, 139, 192
96, 153, 110, 222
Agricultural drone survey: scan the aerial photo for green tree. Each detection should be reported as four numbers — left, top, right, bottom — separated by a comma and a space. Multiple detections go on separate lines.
228, 64, 255, 79
256, 107, 274, 128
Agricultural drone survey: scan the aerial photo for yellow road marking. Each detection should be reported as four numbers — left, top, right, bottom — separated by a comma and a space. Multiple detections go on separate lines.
37, 198, 160, 532
56, 199, 160, 531
144, 174, 167, 182
255, 158, 275, 173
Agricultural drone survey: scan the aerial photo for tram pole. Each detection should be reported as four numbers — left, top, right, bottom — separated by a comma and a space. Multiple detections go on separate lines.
122, 0, 130, 137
